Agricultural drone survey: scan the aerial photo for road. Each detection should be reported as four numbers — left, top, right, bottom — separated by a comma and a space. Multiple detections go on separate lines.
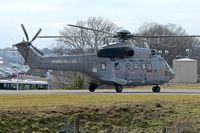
0, 89, 200, 95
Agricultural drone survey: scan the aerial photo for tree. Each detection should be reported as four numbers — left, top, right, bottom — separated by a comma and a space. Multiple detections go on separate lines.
51, 17, 119, 89
58, 17, 118, 54
136, 23, 200, 65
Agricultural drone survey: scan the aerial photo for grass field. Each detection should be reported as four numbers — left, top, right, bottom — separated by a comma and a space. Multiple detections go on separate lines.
0, 94, 200, 132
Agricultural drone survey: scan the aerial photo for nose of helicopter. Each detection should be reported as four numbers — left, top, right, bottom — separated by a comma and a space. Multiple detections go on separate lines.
169, 69, 175, 79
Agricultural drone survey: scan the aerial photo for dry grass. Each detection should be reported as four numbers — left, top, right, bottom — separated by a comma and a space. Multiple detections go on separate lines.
0, 94, 200, 132
0, 94, 200, 108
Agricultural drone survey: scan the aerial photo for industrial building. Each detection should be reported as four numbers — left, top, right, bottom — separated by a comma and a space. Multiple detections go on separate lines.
173, 58, 197, 83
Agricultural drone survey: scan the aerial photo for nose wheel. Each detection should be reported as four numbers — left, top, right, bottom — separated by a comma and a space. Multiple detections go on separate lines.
152, 85, 161, 92
115, 85, 123, 93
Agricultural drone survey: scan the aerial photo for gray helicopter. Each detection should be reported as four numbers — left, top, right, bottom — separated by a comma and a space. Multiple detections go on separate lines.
14, 24, 199, 93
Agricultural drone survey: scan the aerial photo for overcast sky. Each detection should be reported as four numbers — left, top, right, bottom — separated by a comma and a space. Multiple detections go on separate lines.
0, 0, 200, 49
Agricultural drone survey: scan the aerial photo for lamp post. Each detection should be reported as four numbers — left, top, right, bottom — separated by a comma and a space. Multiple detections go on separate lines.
3, 49, 5, 66
16, 51, 19, 90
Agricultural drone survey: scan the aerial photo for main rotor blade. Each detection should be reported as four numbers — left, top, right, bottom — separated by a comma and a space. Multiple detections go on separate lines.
68, 24, 115, 36
133, 38, 157, 44
21, 24, 29, 41
31, 45, 44, 56
30, 28, 42, 42
38, 35, 66, 38
133, 35, 200, 38
38, 35, 79, 38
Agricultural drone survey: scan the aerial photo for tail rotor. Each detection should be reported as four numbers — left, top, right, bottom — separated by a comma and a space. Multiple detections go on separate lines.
20, 24, 43, 65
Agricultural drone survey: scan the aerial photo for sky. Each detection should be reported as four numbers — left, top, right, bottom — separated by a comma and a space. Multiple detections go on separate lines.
0, 0, 200, 49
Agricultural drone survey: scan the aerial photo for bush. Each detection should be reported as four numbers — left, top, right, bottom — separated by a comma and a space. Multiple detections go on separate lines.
68, 73, 85, 89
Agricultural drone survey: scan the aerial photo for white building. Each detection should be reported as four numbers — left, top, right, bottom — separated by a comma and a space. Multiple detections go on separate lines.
0, 57, 4, 64
173, 58, 197, 83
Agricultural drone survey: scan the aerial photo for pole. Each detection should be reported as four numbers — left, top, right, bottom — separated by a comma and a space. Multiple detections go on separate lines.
3, 49, 5, 66
17, 51, 19, 90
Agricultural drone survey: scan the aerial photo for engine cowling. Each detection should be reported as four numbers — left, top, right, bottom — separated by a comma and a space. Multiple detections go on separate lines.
97, 47, 134, 58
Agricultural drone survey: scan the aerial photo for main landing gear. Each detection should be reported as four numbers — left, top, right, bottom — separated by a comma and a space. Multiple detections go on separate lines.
152, 85, 161, 93
115, 84, 123, 93
88, 83, 98, 92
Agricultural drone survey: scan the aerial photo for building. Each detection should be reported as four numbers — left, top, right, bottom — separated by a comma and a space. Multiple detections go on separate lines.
0, 57, 4, 65
173, 58, 197, 83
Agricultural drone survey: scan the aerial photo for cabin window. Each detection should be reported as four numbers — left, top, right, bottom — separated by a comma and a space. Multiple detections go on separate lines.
115, 63, 120, 70
142, 63, 146, 70
101, 63, 106, 70
88, 63, 92, 71
147, 63, 152, 72
127, 63, 130, 70
133, 63, 139, 70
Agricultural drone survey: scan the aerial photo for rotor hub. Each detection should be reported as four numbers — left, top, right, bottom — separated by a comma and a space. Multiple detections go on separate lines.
116, 29, 131, 40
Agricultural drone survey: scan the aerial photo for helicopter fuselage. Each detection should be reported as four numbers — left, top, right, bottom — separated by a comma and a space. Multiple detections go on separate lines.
16, 42, 175, 89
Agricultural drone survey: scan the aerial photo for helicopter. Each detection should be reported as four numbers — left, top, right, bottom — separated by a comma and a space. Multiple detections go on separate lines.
13, 24, 200, 93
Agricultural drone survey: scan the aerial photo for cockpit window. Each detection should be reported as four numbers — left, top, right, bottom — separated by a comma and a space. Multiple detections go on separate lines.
161, 61, 170, 69
160, 61, 166, 68
165, 61, 170, 69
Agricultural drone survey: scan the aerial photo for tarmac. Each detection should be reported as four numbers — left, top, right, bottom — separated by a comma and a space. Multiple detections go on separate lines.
0, 88, 200, 95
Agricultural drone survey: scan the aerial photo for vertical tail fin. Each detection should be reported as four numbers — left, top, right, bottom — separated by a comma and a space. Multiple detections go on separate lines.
14, 41, 43, 69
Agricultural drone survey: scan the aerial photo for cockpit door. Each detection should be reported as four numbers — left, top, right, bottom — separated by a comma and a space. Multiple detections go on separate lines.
114, 60, 126, 79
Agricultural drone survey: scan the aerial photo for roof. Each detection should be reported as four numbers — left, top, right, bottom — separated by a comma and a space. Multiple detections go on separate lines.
0, 79, 48, 85
173, 58, 197, 62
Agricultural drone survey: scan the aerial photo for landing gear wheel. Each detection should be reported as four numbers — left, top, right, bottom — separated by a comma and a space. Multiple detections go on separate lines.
115, 85, 123, 93
89, 83, 98, 92
152, 85, 161, 93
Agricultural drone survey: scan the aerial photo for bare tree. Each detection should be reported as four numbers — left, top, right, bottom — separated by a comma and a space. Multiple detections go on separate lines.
58, 17, 118, 54
51, 17, 118, 89
135, 23, 200, 65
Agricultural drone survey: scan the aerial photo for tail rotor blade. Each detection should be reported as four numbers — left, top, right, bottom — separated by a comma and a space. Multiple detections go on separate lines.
30, 28, 42, 42
21, 24, 29, 41
24, 48, 29, 65
31, 45, 44, 56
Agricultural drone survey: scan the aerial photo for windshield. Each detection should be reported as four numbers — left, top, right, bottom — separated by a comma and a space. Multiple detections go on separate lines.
164, 61, 171, 69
